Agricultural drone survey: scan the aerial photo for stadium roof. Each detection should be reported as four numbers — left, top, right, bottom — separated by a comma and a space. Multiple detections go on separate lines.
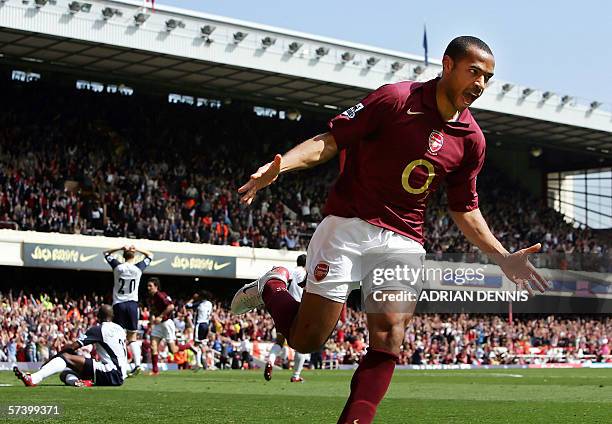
1, 0, 611, 158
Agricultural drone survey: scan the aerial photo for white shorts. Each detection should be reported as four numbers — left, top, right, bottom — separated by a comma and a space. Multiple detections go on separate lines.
305, 215, 426, 303
151, 319, 176, 342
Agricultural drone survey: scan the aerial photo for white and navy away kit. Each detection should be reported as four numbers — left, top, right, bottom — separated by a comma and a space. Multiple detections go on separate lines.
186, 300, 213, 342
105, 252, 152, 331
77, 322, 128, 386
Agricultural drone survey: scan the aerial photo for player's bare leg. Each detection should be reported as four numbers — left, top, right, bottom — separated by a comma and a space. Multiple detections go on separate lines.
288, 292, 344, 353
15, 352, 90, 387
337, 295, 415, 424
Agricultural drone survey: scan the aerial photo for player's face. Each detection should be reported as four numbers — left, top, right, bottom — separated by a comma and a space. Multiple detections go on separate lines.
444, 47, 495, 110
147, 282, 157, 295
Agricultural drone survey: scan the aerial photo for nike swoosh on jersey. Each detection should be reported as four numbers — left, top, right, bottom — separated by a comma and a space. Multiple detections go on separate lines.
213, 262, 231, 271
149, 258, 167, 267
406, 108, 424, 115
79, 253, 98, 262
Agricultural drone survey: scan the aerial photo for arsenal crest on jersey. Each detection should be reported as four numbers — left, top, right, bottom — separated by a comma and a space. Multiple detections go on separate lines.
314, 263, 330, 281
427, 130, 444, 155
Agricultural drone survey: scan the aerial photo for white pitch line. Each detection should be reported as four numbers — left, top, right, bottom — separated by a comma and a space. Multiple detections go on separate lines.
489, 373, 524, 378
403, 372, 524, 378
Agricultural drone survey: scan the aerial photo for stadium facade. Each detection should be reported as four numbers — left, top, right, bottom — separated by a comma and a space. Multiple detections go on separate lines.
0, 0, 610, 309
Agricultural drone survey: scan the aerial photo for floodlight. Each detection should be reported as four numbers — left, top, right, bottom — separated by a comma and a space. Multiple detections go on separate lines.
201, 25, 216, 36
69, 1, 91, 13
287, 42, 302, 54
521, 88, 534, 98
365, 57, 379, 67
261, 36, 276, 48
542, 91, 554, 101
315, 47, 329, 57
165, 19, 185, 32
341, 52, 355, 62
101, 7, 121, 19
233, 31, 248, 43
530, 147, 543, 158
134, 12, 149, 26
589, 101, 602, 111
390, 61, 403, 72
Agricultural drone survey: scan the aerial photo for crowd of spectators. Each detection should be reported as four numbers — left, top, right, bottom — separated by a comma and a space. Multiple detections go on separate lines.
0, 81, 608, 270
1, 290, 610, 367
330, 308, 611, 366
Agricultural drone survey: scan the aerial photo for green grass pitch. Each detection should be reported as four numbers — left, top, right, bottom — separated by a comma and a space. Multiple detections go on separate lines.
0, 368, 611, 423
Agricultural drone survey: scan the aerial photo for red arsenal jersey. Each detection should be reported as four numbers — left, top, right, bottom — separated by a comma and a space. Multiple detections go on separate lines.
325, 77, 486, 245
149, 290, 174, 320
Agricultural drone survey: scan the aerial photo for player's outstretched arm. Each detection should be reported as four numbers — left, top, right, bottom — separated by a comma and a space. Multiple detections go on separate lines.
449, 208, 551, 295
238, 132, 338, 205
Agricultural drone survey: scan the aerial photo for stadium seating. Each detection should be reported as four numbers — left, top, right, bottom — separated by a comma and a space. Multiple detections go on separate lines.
0, 81, 608, 271
0, 290, 609, 366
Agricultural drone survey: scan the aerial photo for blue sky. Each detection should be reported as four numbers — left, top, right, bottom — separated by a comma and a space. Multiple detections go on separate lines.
159, 0, 612, 104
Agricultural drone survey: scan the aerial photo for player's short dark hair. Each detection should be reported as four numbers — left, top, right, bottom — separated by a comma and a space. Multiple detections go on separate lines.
444, 36, 493, 61
97, 304, 114, 322
148, 277, 161, 289
123, 250, 135, 261
199, 290, 212, 300
297, 254, 306, 267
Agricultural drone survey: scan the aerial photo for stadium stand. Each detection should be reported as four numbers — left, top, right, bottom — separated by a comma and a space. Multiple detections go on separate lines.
1, 290, 610, 367
0, 81, 608, 271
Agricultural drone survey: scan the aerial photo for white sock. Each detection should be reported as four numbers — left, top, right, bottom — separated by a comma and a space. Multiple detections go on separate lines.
64, 372, 79, 386
269, 344, 282, 365
129, 341, 142, 367
31, 357, 67, 385
196, 348, 202, 367
293, 353, 306, 378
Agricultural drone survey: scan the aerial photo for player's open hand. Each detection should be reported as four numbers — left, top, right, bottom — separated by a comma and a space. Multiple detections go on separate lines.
499, 243, 551, 296
238, 154, 282, 205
